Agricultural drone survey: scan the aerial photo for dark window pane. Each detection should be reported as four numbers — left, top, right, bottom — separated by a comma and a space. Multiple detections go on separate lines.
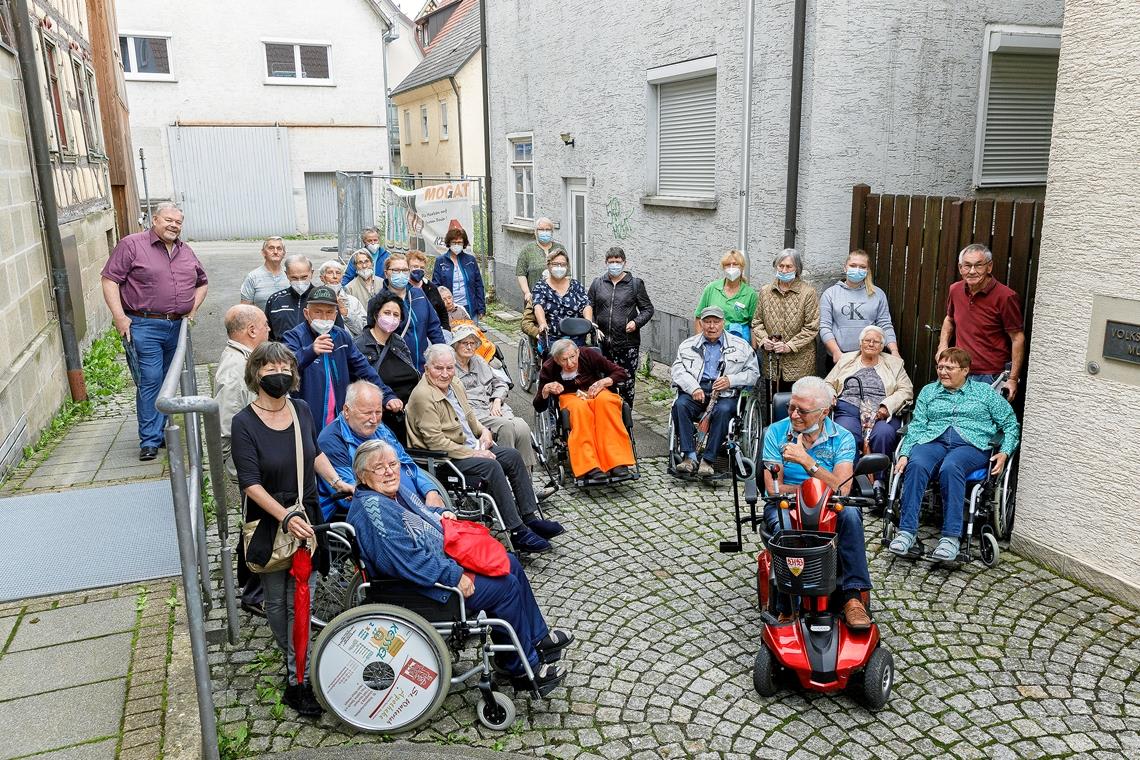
299, 45, 328, 79
266, 43, 295, 77
119, 35, 131, 71
134, 37, 170, 74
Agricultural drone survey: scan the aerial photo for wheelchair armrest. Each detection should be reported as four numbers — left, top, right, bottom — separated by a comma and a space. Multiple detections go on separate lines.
405, 447, 452, 460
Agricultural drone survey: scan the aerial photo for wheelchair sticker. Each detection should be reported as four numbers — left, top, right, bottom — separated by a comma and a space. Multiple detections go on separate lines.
786, 557, 805, 577
316, 616, 446, 731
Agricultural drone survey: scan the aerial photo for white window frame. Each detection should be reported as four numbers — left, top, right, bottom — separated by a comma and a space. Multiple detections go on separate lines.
261, 38, 333, 86
403, 109, 411, 145
972, 24, 1061, 188
644, 55, 718, 208
439, 100, 449, 141
507, 131, 534, 224
119, 31, 174, 81
420, 104, 429, 142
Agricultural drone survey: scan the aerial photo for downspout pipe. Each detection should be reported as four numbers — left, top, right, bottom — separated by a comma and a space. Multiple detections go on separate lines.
381, 20, 395, 176
13, 0, 87, 402
783, 0, 807, 250
737, 0, 757, 271
477, 0, 494, 297
448, 76, 465, 176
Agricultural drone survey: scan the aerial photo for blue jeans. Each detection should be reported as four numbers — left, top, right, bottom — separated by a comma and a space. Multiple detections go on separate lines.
970, 373, 1000, 385
123, 316, 181, 448
899, 428, 989, 537
672, 384, 736, 462
763, 501, 873, 594
468, 553, 549, 675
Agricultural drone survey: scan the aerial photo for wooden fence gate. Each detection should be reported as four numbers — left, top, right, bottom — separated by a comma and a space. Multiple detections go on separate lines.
848, 184, 1044, 392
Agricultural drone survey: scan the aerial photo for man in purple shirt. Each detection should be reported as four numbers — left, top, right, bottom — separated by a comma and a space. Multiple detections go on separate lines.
101, 204, 208, 460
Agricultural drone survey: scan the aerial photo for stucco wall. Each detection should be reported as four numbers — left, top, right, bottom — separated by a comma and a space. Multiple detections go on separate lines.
117, 0, 420, 221
1014, 0, 1140, 604
485, 0, 1062, 361
393, 81, 463, 177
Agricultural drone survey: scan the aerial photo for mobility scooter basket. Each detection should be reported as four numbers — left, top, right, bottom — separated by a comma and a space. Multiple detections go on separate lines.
769, 530, 837, 596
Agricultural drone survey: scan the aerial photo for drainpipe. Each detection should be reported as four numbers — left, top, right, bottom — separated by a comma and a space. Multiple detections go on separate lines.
783, 0, 807, 249
13, 0, 87, 402
381, 22, 395, 176
477, 0, 494, 296
737, 0, 757, 271
448, 76, 465, 176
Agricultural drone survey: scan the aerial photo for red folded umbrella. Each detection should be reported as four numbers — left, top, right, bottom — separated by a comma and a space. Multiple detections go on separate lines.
290, 545, 313, 684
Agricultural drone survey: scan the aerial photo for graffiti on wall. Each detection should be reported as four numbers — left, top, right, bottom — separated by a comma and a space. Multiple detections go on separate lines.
605, 197, 634, 240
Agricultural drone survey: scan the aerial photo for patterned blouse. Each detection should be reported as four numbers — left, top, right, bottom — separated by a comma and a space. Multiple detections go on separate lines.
751, 279, 820, 382
899, 380, 1021, 457
532, 279, 589, 340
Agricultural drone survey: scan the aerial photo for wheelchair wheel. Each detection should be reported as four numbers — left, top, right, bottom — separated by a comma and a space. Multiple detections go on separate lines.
310, 603, 452, 733
741, 394, 764, 463
979, 529, 1000, 567
517, 337, 536, 392
312, 529, 356, 629
666, 415, 683, 474
992, 461, 1016, 540
477, 689, 517, 731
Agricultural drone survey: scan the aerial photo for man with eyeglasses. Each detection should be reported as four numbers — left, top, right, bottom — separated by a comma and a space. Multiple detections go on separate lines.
937, 243, 1025, 400
760, 376, 873, 630
316, 380, 446, 519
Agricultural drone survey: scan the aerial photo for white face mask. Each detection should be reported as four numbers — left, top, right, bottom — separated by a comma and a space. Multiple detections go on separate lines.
326, 282, 341, 293
450, 244, 464, 254
358, 267, 374, 280
724, 266, 742, 281
311, 319, 335, 335
550, 266, 568, 279
290, 281, 309, 296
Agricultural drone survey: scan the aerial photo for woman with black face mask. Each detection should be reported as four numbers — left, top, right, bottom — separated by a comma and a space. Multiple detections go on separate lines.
229, 341, 345, 719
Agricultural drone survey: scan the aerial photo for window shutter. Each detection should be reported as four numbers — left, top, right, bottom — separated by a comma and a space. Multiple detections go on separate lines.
657, 75, 716, 198
979, 52, 1058, 186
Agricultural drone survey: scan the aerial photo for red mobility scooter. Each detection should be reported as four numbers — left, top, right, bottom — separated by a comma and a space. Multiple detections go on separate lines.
723, 452, 895, 709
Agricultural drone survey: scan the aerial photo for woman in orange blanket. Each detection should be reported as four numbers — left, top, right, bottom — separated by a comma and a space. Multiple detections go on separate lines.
533, 338, 635, 480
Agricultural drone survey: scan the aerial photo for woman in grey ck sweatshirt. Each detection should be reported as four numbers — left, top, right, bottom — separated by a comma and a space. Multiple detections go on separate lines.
819, 250, 900, 362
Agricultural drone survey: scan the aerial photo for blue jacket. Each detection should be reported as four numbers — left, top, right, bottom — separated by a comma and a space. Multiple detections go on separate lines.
347, 485, 463, 603
431, 252, 485, 318
281, 322, 392, 432
341, 247, 390, 286
372, 286, 445, 373
316, 413, 442, 519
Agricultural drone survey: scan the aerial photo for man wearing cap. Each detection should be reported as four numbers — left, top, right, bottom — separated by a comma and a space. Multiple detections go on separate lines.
452, 324, 538, 472
670, 306, 760, 477
101, 203, 208, 461
281, 286, 398, 432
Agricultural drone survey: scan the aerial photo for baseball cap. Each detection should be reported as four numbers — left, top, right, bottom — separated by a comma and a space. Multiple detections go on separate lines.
699, 306, 725, 320
307, 286, 339, 306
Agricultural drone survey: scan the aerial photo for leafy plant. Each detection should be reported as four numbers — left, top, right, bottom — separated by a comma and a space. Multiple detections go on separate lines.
134, 585, 150, 613
217, 724, 249, 760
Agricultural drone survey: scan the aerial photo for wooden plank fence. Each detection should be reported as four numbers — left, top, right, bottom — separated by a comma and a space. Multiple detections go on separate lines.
849, 184, 1043, 392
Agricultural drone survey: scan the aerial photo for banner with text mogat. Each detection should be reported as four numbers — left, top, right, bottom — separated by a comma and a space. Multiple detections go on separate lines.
384, 180, 475, 257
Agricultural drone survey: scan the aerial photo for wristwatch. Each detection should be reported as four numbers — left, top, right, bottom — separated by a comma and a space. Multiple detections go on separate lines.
808, 463, 820, 475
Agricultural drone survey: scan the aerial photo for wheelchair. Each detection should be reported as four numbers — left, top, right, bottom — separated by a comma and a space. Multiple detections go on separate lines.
535, 383, 640, 488
667, 379, 766, 483
309, 523, 547, 733
879, 370, 1018, 567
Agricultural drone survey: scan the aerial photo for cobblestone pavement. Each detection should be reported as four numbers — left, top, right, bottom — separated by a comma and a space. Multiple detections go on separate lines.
209, 456, 1140, 759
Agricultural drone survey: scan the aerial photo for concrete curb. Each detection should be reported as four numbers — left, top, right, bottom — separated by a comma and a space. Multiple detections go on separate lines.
164, 586, 203, 760
256, 743, 536, 760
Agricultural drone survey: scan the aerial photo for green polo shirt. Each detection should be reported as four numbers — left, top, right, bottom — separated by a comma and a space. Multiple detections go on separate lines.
695, 279, 758, 327
515, 240, 564, 292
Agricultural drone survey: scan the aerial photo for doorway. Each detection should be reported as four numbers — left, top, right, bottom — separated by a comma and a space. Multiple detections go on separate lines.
564, 178, 588, 279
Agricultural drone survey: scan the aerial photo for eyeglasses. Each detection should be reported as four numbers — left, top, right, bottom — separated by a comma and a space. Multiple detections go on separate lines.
787, 404, 824, 417
860, 339, 883, 345
936, 364, 964, 372
367, 461, 401, 475
959, 261, 989, 271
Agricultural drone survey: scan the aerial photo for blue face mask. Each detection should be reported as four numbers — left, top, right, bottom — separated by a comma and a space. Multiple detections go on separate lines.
846, 268, 868, 283
389, 272, 410, 289
537, 231, 553, 244
606, 263, 624, 277
776, 270, 796, 283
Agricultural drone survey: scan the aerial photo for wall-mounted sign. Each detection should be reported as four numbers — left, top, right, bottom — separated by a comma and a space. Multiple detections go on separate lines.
1103, 320, 1140, 365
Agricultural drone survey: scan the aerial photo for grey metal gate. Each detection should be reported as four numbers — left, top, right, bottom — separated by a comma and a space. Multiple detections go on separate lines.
304, 171, 338, 234
167, 126, 294, 239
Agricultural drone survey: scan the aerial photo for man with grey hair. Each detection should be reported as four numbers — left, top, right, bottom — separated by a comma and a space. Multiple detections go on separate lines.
215, 305, 269, 477
101, 202, 208, 461
264, 254, 344, 340
759, 375, 873, 630
240, 236, 288, 309
937, 243, 1025, 400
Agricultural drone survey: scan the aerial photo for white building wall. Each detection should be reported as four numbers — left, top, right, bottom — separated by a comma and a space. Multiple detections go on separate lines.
485, 0, 1061, 359
1014, 0, 1140, 605
118, 0, 420, 231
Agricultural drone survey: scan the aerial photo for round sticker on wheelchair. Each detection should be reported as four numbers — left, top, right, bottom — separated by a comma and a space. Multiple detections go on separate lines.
312, 606, 451, 732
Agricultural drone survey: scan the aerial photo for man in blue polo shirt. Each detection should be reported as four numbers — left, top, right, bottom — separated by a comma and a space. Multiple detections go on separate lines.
761, 375, 872, 629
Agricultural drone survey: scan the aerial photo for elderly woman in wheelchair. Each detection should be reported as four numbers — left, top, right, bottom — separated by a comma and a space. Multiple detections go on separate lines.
888, 347, 1020, 563
534, 337, 636, 484
346, 440, 573, 696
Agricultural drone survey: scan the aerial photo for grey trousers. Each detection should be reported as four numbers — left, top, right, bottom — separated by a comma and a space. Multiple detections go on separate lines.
261, 568, 318, 685
481, 414, 537, 469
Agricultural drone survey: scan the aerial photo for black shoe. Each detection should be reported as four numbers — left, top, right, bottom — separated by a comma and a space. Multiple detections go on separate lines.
241, 600, 266, 618
525, 518, 565, 539
609, 465, 630, 477
299, 684, 324, 716
510, 662, 566, 697
283, 683, 322, 717
139, 446, 159, 461
510, 526, 551, 553
536, 628, 574, 659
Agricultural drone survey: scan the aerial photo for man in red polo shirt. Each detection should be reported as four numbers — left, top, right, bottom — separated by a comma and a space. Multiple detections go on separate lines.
101, 204, 208, 460
937, 243, 1024, 401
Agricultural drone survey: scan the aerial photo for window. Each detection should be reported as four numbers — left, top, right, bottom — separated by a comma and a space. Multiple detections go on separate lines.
0, 0, 15, 53
439, 101, 449, 140
119, 34, 172, 78
72, 58, 102, 153
403, 109, 411, 145
974, 26, 1061, 187
508, 134, 534, 222
420, 104, 429, 142
263, 41, 330, 82
646, 56, 717, 200
41, 36, 68, 152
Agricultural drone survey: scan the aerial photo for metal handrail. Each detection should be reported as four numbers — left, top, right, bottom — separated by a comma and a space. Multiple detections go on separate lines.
154, 320, 236, 760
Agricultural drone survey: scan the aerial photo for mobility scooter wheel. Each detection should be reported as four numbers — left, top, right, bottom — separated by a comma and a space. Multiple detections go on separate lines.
853, 646, 894, 710
979, 530, 1001, 567
477, 690, 516, 730
752, 644, 778, 697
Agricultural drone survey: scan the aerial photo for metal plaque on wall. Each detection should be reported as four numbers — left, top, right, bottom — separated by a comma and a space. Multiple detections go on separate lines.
1103, 320, 1140, 365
